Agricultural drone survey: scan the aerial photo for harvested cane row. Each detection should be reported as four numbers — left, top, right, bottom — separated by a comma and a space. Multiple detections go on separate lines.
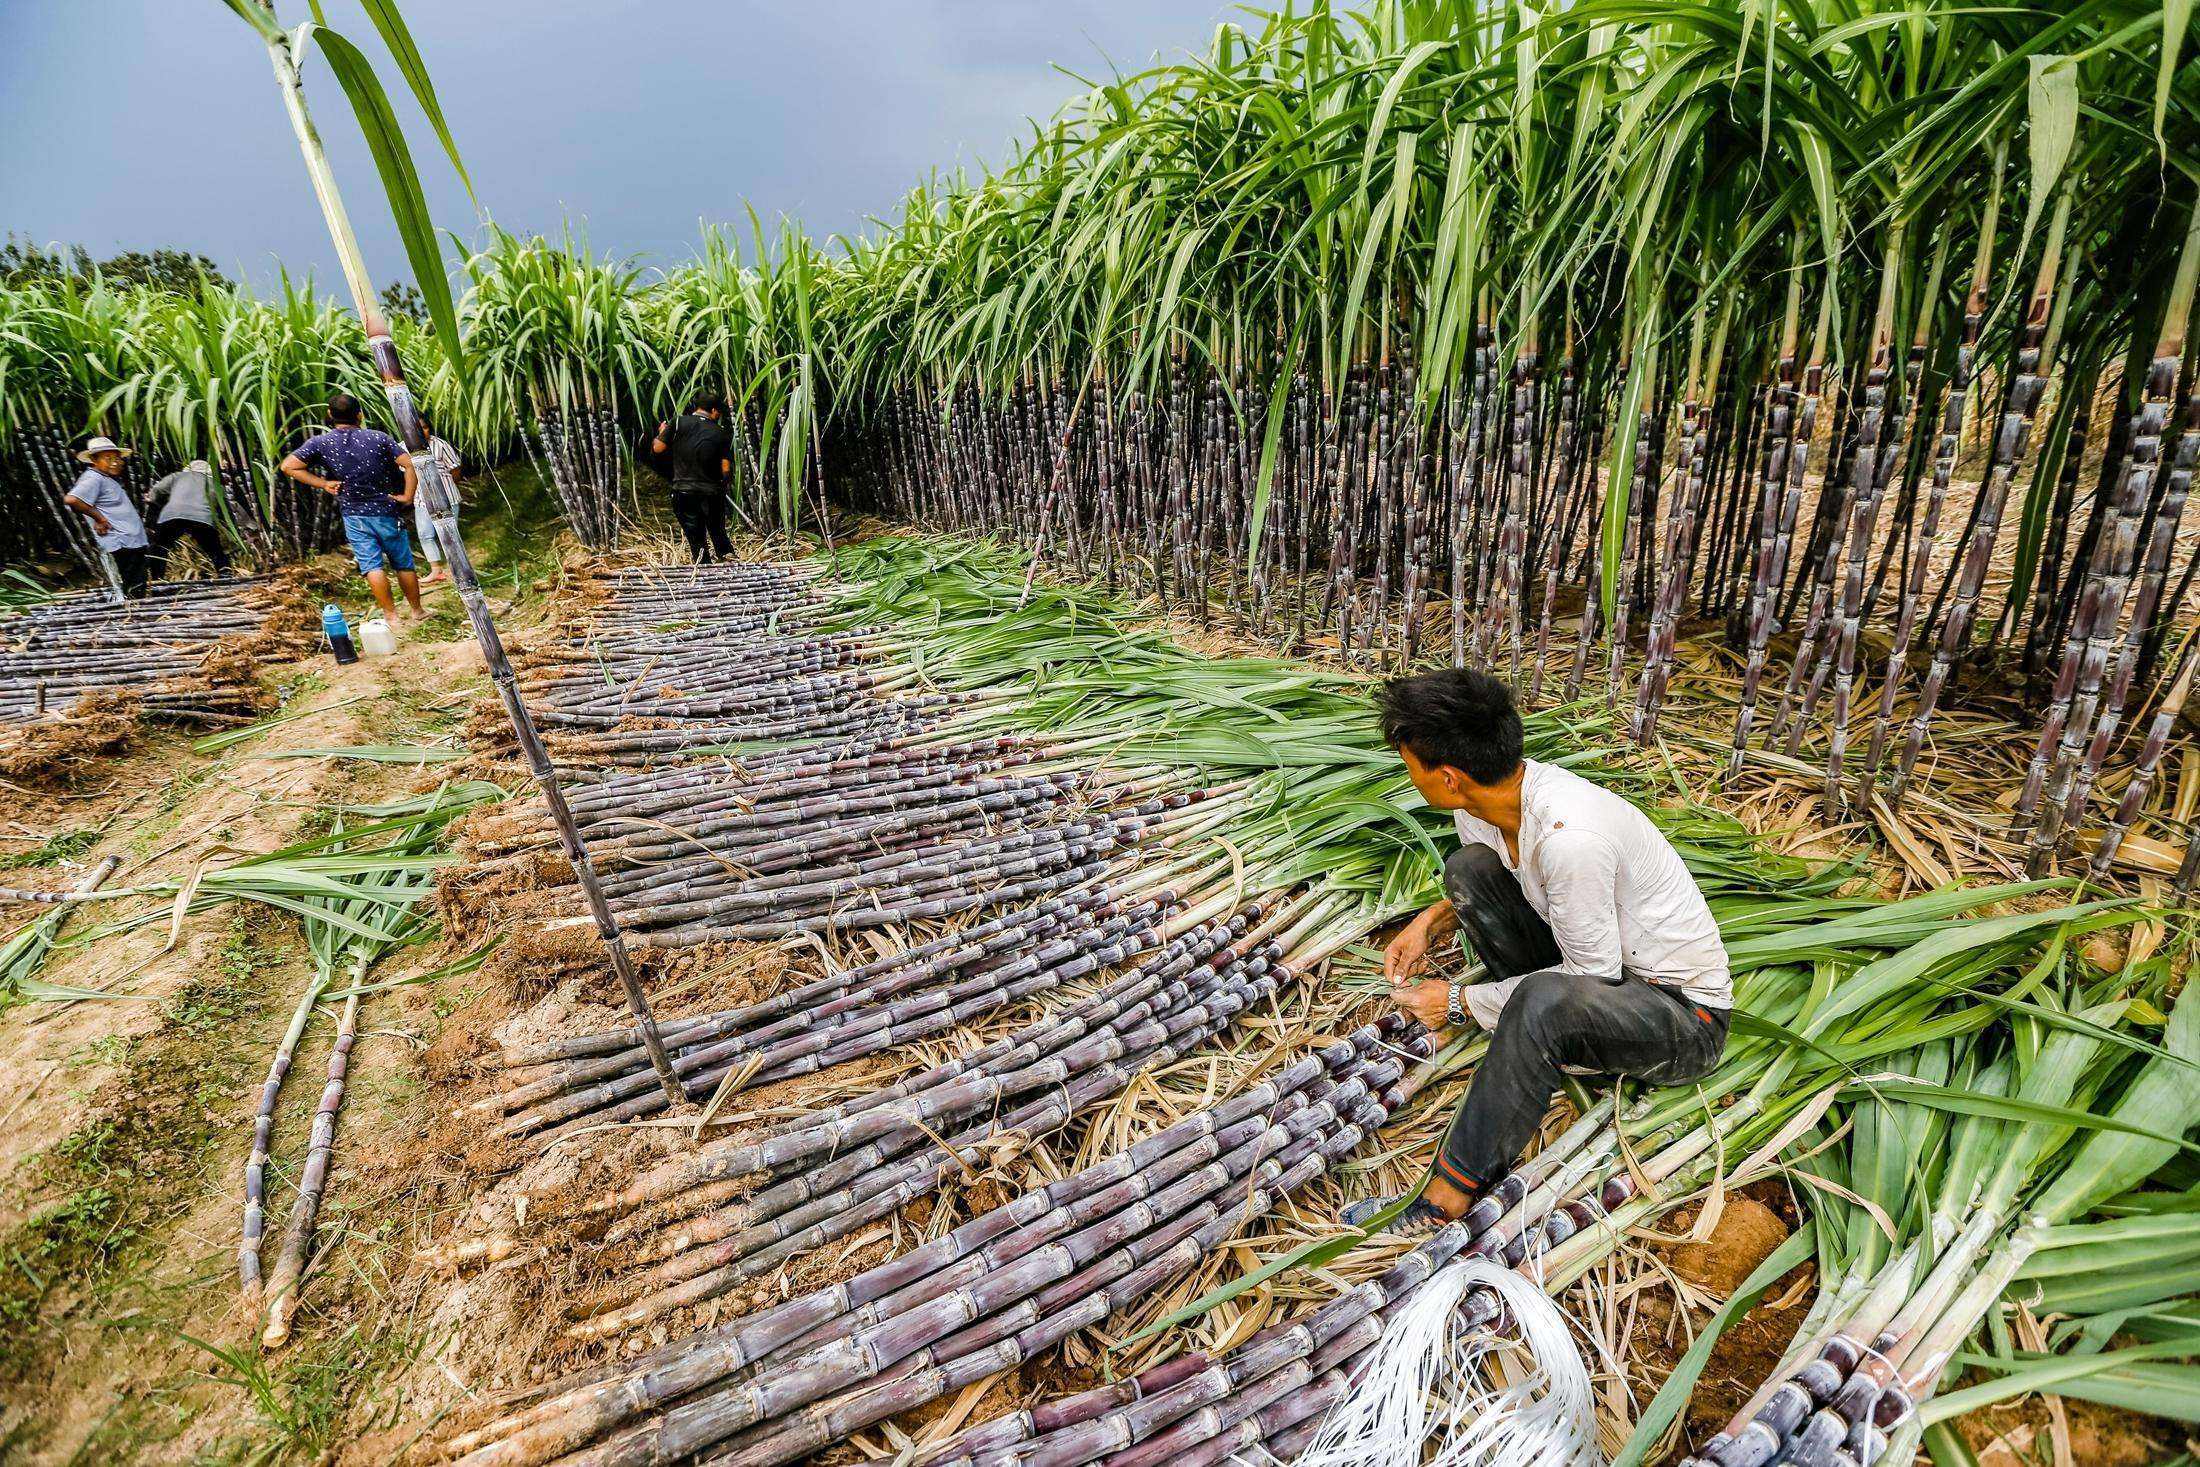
0, 575, 302, 726
425, 549, 1440, 1463
421, 539, 2200, 1466
436, 1018, 1425, 1467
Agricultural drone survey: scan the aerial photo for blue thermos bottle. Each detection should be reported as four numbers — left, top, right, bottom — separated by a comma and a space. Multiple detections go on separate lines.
323, 604, 358, 665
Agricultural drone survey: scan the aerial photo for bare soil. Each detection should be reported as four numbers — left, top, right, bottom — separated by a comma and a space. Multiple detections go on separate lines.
0, 574, 503, 1464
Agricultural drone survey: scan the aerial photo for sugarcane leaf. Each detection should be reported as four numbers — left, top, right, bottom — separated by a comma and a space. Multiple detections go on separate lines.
1860, 1080, 2200, 1154
1599, 318, 1657, 622
2022, 54, 2079, 245
1244, 319, 1307, 577
355, 0, 475, 205
1922, 1422, 1982, 1467
1611, 1220, 1817, 1467
219, 0, 285, 42
1925, 1347, 2200, 1425
299, 23, 465, 373
2159, 0, 2195, 148
2032, 981, 2200, 1221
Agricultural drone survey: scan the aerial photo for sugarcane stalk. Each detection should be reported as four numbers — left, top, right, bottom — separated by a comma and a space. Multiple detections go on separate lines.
250, 5, 685, 1106
259, 984, 360, 1348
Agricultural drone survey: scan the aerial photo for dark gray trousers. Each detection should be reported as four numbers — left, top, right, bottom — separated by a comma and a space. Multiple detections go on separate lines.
1432, 843, 1727, 1194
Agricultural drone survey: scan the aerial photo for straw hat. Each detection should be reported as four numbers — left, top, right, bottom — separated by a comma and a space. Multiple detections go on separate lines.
187, 459, 212, 475
75, 436, 133, 464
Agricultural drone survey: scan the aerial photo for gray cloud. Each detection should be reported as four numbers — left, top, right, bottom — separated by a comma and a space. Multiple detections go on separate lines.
0, 1, 1230, 289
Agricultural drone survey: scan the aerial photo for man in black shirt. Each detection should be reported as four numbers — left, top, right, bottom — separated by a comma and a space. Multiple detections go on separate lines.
651, 396, 735, 563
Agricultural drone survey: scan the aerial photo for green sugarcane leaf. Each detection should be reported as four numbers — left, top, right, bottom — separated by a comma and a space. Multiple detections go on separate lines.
2021, 55, 2079, 247
2032, 981, 2200, 1221
1612, 1221, 1817, 1467
1245, 317, 1307, 576
190, 694, 370, 754
302, 24, 466, 374
1925, 1350, 2200, 1425
219, 0, 285, 42
2159, 0, 2195, 149
1859, 1080, 2200, 1155
1922, 1422, 1982, 1467
1600, 318, 1657, 623
357, 0, 476, 205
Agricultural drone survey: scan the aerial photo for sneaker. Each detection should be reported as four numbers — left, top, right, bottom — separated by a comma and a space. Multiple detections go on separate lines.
1340, 1194, 1450, 1234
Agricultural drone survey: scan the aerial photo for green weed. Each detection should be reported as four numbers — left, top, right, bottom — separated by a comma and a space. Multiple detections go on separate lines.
0, 829, 99, 870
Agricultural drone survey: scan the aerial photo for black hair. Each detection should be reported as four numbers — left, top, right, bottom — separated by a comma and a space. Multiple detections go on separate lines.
688, 392, 722, 414
328, 392, 363, 426
1376, 668, 1523, 785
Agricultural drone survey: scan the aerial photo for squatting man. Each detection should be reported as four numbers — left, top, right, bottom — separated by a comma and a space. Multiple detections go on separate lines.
1346, 668, 1731, 1230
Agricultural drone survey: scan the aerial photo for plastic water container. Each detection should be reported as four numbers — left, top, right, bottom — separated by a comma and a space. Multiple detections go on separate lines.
323, 604, 357, 665
359, 617, 398, 657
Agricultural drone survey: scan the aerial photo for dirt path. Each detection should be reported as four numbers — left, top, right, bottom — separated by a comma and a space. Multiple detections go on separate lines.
0, 583, 502, 1463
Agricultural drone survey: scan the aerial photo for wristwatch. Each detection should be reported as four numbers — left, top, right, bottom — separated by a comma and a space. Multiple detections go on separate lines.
1445, 978, 1468, 1029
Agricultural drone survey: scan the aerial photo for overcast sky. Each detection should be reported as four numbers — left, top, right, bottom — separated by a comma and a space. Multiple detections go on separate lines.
1, 2, 1231, 290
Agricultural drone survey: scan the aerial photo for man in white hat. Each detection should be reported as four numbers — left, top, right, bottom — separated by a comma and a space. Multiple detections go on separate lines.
146, 459, 232, 575
63, 437, 153, 599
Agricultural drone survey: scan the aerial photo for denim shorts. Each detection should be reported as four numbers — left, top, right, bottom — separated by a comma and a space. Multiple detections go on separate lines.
343, 514, 415, 574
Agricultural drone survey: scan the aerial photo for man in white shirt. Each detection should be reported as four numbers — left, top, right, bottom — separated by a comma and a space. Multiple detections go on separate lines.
1347, 669, 1731, 1230
414, 419, 461, 585
63, 437, 153, 599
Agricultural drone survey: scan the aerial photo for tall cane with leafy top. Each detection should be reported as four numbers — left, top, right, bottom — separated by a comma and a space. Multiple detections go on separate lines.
218, 0, 683, 1105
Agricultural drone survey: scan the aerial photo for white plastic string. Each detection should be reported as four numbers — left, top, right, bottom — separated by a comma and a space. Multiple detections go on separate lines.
1294, 1257, 1601, 1467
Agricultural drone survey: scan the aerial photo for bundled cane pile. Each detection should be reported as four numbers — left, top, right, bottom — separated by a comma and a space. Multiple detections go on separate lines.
423, 535, 2199, 1466
918, 888, 2190, 1467
1678, 929, 2200, 1467
0, 576, 293, 726
435, 1016, 1424, 1467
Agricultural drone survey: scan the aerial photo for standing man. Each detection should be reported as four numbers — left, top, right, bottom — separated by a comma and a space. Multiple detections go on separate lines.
413, 417, 461, 586
650, 395, 734, 563
280, 393, 423, 621
63, 436, 152, 600
1347, 668, 1731, 1230
146, 459, 232, 575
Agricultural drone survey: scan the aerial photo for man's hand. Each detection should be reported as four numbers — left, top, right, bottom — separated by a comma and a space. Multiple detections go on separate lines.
1389, 976, 1452, 1032
1383, 922, 1432, 984
91, 515, 114, 536
1382, 897, 1456, 984
321, 478, 342, 496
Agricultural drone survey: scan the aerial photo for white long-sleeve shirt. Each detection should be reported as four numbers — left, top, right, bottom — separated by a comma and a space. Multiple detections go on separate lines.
1452, 760, 1730, 1029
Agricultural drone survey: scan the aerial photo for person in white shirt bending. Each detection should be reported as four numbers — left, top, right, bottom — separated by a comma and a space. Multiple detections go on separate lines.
1348, 668, 1731, 1230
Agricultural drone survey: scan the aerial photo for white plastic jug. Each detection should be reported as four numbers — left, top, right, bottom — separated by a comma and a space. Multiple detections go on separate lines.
358, 617, 398, 657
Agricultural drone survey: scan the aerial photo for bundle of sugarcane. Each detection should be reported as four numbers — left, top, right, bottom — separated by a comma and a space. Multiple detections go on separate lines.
443, 899, 1308, 1347
436, 866, 1365, 1277
913, 887, 2172, 1467
0, 576, 288, 724
1679, 954, 2200, 1467
474, 877, 1194, 1144
510, 570, 988, 762
429, 1013, 1427, 1467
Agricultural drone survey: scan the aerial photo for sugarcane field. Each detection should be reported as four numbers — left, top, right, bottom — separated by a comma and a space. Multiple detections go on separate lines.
6, 3, 2200, 1465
